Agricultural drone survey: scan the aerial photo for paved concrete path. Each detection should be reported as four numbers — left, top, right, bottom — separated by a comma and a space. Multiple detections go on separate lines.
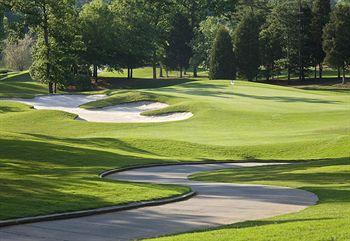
0, 163, 318, 241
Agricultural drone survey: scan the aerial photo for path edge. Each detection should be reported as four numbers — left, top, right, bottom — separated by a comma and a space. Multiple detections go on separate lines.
0, 162, 237, 228
0, 162, 209, 228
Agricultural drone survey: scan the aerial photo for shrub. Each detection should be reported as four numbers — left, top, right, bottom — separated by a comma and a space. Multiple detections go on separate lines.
209, 26, 236, 80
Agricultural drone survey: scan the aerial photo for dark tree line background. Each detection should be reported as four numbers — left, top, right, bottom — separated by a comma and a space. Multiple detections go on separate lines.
0, 0, 349, 93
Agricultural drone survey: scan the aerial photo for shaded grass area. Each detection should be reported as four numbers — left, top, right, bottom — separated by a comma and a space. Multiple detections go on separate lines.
0, 69, 349, 222
98, 77, 195, 90
0, 131, 189, 220
147, 158, 350, 241
0, 71, 48, 98
80, 90, 194, 116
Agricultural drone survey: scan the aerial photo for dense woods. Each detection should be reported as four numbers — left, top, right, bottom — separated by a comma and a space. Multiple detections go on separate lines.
0, 0, 349, 92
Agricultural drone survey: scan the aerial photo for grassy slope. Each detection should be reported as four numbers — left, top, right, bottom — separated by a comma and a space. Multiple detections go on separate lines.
146, 159, 350, 241
0, 69, 349, 223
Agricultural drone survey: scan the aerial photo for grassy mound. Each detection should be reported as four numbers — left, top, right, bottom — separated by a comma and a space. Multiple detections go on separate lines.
0, 69, 349, 226
145, 159, 350, 241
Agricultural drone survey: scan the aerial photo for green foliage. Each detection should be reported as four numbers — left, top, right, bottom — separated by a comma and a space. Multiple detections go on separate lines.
79, 0, 118, 71
29, 1, 88, 91
299, 3, 315, 79
0, 7, 5, 46
209, 26, 236, 80
235, 11, 260, 81
165, 13, 193, 75
311, 0, 331, 66
323, 4, 350, 80
259, 21, 283, 80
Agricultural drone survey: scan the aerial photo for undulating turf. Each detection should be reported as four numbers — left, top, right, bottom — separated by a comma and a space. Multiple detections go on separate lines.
145, 159, 350, 241
0, 69, 349, 230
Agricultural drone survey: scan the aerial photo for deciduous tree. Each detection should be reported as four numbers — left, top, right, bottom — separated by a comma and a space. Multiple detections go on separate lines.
311, 0, 331, 79
323, 4, 350, 84
165, 13, 193, 78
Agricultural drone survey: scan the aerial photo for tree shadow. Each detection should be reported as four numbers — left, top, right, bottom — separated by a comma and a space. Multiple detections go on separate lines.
98, 77, 196, 90
0, 135, 183, 220
23, 133, 156, 157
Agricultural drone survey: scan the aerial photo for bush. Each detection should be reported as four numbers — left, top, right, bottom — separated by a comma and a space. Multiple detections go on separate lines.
209, 26, 236, 80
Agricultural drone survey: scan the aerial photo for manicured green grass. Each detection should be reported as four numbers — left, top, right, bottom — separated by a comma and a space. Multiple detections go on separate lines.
80, 90, 193, 116
0, 70, 349, 223
146, 159, 350, 241
99, 67, 196, 79
0, 71, 48, 98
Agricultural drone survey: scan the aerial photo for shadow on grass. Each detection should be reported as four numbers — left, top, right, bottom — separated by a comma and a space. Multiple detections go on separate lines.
98, 77, 196, 90
24, 133, 156, 157
0, 135, 184, 220
0, 72, 32, 82
160, 85, 340, 104
0, 105, 27, 114
193, 158, 350, 186
0, 81, 48, 98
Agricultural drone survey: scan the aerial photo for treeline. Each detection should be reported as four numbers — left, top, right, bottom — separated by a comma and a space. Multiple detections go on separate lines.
210, 0, 350, 84
0, 0, 349, 93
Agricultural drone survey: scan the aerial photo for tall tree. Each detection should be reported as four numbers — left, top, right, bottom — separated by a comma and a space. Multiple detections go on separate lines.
165, 13, 193, 78
0, 6, 5, 49
259, 22, 283, 81
209, 26, 236, 80
235, 11, 260, 81
323, 4, 350, 84
6, 0, 83, 93
311, 0, 331, 80
141, 0, 174, 79
80, 0, 118, 81
30, 1, 87, 92
111, 0, 154, 79
297, 2, 314, 81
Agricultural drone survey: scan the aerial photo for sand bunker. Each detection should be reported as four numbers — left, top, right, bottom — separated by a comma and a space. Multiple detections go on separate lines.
5, 94, 193, 123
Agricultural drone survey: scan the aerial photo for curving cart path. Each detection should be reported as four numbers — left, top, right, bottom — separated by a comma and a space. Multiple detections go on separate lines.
0, 163, 318, 241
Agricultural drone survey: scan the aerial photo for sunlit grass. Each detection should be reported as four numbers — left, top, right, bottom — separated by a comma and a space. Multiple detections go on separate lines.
0, 69, 349, 224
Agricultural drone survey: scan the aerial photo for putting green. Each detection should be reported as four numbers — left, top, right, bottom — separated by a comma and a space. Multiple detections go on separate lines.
0, 70, 349, 226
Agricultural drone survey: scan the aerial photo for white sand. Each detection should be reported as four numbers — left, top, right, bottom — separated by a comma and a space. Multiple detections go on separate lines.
5, 94, 193, 123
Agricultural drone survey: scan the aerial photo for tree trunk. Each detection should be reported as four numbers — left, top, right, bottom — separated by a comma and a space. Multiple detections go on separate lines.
179, 66, 183, 78
152, 61, 157, 80
93, 65, 98, 81
48, 82, 53, 94
314, 65, 317, 80
128, 68, 132, 79
342, 65, 346, 85
319, 64, 323, 80
193, 66, 198, 77
166, 68, 169, 78
159, 62, 163, 78
287, 66, 291, 82
54, 83, 57, 93
43, 7, 52, 94
131, 68, 133, 79
338, 67, 341, 80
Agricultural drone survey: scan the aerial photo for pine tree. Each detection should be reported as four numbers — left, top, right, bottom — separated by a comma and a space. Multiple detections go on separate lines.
311, 0, 331, 79
323, 4, 350, 84
235, 11, 260, 81
209, 26, 236, 80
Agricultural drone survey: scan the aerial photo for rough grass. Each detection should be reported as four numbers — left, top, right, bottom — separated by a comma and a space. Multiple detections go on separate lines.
0, 70, 349, 225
